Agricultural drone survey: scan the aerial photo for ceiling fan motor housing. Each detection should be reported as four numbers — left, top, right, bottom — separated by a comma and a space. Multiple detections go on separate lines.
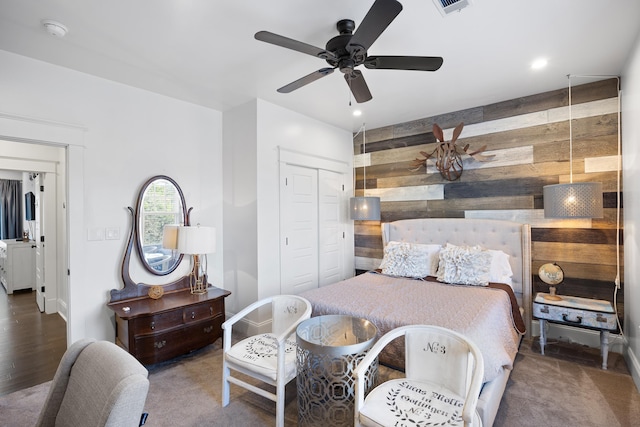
254, 0, 442, 103
325, 20, 366, 72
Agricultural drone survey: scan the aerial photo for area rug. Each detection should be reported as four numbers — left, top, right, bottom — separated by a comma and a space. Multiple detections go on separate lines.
1, 338, 639, 427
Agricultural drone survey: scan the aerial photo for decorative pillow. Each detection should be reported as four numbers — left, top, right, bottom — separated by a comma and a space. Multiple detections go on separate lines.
488, 249, 514, 286
436, 243, 492, 286
379, 241, 441, 278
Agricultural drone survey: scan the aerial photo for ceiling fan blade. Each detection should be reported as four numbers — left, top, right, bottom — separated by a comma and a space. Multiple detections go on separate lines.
277, 68, 335, 93
255, 31, 336, 60
364, 55, 444, 71
344, 70, 372, 103
347, 0, 403, 55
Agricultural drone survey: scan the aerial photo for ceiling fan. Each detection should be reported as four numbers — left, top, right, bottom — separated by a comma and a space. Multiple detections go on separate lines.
255, 0, 443, 103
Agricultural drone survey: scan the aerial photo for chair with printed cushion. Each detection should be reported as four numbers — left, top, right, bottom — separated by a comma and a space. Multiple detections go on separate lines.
221, 295, 312, 427
354, 324, 484, 427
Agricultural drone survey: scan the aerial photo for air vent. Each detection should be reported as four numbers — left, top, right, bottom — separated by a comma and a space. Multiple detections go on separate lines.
432, 0, 473, 16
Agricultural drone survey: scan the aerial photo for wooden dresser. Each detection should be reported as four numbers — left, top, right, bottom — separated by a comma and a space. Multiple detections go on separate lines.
107, 286, 230, 365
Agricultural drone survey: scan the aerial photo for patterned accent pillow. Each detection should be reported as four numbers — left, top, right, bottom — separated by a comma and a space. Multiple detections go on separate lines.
380, 241, 441, 278
436, 243, 492, 286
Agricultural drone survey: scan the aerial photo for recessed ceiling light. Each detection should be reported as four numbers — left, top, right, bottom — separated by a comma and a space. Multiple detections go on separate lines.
531, 58, 548, 70
353, 110, 362, 117
41, 20, 68, 38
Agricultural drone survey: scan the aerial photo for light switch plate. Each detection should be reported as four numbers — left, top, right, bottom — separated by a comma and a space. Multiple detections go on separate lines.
87, 227, 104, 241
105, 227, 120, 240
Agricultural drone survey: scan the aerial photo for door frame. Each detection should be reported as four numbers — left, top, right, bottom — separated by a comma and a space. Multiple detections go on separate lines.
278, 147, 352, 290
0, 111, 86, 346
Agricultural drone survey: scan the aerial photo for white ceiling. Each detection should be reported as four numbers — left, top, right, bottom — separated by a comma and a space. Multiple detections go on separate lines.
1, 0, 639, 132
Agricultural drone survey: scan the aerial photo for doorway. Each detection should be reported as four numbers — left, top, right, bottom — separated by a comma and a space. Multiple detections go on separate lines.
0, 154, 67, 396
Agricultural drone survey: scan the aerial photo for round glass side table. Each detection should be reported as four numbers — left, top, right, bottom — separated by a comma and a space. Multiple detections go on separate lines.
296, 314, 379, 427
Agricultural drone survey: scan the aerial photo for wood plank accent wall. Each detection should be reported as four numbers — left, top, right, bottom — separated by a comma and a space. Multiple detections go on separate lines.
353, 79, 623, 317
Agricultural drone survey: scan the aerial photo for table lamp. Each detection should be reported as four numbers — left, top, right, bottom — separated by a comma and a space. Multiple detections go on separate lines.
176, 225, 216, 294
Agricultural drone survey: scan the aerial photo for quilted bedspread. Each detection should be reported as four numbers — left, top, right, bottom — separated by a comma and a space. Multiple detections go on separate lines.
300, 271, 524, 383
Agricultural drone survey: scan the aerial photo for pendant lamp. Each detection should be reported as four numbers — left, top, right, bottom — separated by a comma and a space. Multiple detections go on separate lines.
350, 123, 381, 220
543, 75, 603, 219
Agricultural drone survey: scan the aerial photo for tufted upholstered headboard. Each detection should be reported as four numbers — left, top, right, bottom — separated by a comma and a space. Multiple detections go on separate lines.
381, 218, 532, 335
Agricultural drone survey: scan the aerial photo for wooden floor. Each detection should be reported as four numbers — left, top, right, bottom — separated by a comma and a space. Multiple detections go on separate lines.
0, 287, 66, 397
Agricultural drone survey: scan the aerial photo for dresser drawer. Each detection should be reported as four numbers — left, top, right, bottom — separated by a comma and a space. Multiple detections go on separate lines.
132, 310, 184, 334
183, 299, 223, 324
134, 317, 223, 364
533, 302, 617, 331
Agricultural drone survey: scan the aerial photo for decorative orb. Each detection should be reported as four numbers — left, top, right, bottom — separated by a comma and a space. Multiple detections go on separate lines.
148, 285, 164, 300
539, 263, 564, 285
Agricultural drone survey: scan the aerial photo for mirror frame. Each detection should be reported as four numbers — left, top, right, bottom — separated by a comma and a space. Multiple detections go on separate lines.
134, 175, 187, 276
110, 175, 192, 303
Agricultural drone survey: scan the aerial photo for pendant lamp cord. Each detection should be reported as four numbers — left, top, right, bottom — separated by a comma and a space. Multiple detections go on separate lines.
363, 124, 367, 196
567, 74, 625, 344
567, 75, 573, 184
353, 123, 367, 197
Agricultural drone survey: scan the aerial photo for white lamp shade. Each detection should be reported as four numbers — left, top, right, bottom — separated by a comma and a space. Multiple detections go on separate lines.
543, 182, 603, 218
162, 225, 180, 249
350, 196, 381, 220
177, 226, 216, 254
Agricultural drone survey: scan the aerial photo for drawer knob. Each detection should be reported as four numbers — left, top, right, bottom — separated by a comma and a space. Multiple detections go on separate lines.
210, 307, 214, 315
150, 321, 155, 330
191, 311, 196, 319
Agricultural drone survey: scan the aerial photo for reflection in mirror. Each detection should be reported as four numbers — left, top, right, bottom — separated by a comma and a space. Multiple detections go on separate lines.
135, 176, 187, 275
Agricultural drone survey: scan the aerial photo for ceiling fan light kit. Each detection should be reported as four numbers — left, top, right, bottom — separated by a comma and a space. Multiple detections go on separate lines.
255, 0, 443, 103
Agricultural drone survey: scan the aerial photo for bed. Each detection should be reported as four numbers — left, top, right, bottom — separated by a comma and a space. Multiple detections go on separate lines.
299, 218, 531, 427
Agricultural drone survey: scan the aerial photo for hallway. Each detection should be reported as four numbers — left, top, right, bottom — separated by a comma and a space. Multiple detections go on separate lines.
0, 287, 66, 396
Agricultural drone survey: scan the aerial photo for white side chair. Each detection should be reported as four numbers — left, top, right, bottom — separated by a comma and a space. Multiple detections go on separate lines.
221, 295, 312, 427
354, 325, 484, 427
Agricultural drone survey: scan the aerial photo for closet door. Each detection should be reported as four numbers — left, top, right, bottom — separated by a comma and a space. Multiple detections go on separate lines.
318, 169, 344, 287
280, 164, 319, 295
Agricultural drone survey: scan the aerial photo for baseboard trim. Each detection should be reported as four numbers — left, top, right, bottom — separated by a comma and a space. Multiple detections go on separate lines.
625, 346, 640, 393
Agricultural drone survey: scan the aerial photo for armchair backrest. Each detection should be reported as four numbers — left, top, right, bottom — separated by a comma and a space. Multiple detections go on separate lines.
271, 295, 312, 337
405, 326, 482, 397
37, 339, 149, 427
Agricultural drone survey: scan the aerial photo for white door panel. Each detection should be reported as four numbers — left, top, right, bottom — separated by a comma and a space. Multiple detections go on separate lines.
281, 165, 318, 295
35, 175, 44, 312
318, 169, 344, 287
280, 164, 346, 294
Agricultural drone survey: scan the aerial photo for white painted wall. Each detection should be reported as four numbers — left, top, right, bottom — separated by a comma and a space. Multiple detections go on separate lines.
622, 30, 640, 390
222, 101, 258, 315
256, 99, 354, 298
0, 50, 223, 344
222, 99, 354, 327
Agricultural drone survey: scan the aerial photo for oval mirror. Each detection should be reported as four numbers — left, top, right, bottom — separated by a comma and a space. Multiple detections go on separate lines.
134, 175, 187, 275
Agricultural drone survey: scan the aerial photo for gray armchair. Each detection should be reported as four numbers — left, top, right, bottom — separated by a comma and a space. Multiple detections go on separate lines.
36, 338, 150, 427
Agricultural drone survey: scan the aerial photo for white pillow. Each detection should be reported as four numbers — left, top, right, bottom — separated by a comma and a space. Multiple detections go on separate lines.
436, 243, 492, 286
380, 241, 441, 278
488, 249, 514, 286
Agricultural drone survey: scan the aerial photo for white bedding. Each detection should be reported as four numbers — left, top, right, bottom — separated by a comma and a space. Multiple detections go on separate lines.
300, 271, 523, 383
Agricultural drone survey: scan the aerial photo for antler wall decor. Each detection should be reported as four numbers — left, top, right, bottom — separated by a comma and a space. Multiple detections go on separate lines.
410, 122, 494, 181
